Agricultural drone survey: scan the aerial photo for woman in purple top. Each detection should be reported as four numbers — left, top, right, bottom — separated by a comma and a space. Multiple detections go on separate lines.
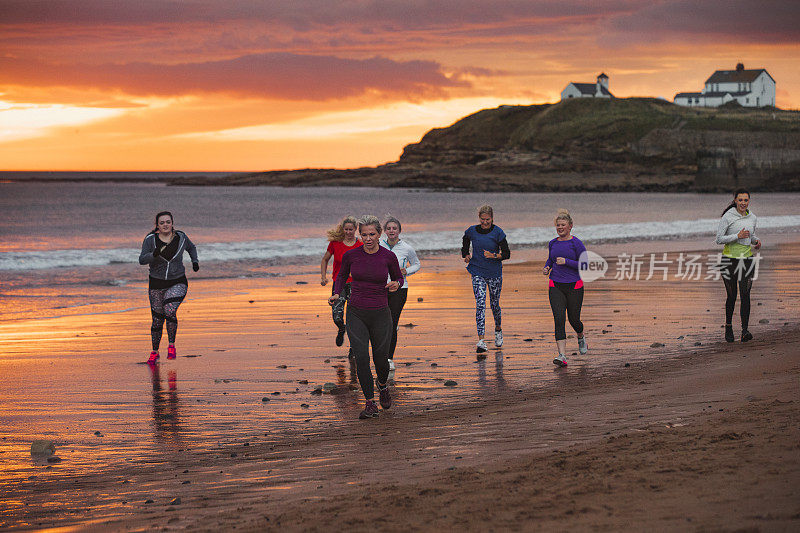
329, 215, 404, 419
542, 209, 587, 367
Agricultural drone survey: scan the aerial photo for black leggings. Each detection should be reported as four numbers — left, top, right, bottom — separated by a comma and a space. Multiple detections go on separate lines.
149, 284, 187, 351
548, 281, 584, 341
723, 258, 754, 331
332, 283, 351, 331
387, 288, 408, 359
346, 304, 392, 400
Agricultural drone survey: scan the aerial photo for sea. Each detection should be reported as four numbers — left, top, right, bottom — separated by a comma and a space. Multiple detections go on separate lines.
2, 175, 800, 322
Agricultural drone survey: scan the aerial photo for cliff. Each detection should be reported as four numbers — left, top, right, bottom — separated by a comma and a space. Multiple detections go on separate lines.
171, 98, 800, 191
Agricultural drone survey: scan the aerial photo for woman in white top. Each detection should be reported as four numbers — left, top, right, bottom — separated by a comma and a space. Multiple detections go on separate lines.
715, 188, 761, 343
380, 217, 421, 370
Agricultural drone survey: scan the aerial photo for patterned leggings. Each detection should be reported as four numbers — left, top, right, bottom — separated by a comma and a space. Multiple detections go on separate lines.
149, 284, 187, 351
332, 282, 351, 331
471, 275, 502, 336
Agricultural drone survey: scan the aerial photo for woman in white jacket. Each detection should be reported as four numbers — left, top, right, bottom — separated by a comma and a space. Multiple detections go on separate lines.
715, 189, 761, 343
380, 217, 421, 370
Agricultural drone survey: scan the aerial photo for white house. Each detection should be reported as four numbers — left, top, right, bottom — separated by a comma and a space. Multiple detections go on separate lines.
560, 73, 614, 100
674, 63, 775, 108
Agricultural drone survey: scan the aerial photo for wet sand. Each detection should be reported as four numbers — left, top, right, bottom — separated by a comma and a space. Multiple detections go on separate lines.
1, 239, 799, 531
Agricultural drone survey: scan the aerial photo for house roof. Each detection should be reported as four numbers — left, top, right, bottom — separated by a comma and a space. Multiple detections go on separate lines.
675, 92, 703, 98
705, 68, 773, 84
568, 82, 614, 96
702, 91, 750, 98
597, 72, 608, 79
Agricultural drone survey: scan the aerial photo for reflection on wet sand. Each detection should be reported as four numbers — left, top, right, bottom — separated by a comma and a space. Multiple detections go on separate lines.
148, 364, 181, 444
477, 351, 507, 392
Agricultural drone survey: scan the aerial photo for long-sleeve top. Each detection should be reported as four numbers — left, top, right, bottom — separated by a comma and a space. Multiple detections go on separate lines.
461, 224, 510, 279
333, 246, 404, 309
139, 231, 198, 281
715, 208, 758, 258
545, 236, 586, 283
380, 238, 420, 289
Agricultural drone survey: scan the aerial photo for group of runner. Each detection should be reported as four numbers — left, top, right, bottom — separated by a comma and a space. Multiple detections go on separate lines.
138, 189, 761, 419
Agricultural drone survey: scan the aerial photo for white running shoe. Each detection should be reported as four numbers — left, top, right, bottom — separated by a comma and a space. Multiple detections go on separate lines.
388, 359, 396, 371
553, 353, 568, 367
578, 336, 588, 355
494, 330, 503, 347
476, 340, 488, 353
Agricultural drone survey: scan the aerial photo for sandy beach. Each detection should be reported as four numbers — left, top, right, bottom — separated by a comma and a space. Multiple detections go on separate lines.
1, 238, 799, 531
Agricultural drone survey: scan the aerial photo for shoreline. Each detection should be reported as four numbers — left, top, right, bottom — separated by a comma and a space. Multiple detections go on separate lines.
1, 239, 799, 531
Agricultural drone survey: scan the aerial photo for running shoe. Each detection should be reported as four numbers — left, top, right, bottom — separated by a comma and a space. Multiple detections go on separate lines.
494, 330, 503, 347
476, 340, 488, 353
388, 359, 396, 371
335, 327, 345, 347
167, 345, 176, 359
725, 325, 735, 343
553, 353, 568, 367
359, 400, 379, 419
148, 351, 159, 364
377, 380, 392, 409
741, 330, 753, 343
578, 336, 588, 355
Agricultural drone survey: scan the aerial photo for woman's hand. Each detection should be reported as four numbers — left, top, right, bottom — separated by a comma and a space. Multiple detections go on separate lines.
400, 268, 407, 275
328, 294, 339, 306
386, 281, 400, 293
463, 254, 471, 263
738, 228, 751, 239
320, 277, 328, 286
556, 257, 566, 265
192, 262, 199, 272
754, 239, 762, 250
542, 266, 551, 276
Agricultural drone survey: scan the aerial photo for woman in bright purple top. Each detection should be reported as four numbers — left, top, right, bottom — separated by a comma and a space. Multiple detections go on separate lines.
542, 209, 588, 368
330, 215, 403, 419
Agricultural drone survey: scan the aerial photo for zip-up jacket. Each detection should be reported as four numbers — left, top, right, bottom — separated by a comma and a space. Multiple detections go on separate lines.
715, 208, 758, 258
139, 230, 199, 280
380, 237, 421, 289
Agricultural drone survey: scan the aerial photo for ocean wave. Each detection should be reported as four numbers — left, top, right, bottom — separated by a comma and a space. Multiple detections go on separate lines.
1, 216, 799, 271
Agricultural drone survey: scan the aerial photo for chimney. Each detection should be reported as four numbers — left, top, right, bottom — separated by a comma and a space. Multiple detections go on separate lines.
596, 73, 609, 95
736, 63, 744, 71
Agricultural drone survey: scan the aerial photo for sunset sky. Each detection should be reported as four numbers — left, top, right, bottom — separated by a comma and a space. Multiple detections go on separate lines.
1, 0, 798, 171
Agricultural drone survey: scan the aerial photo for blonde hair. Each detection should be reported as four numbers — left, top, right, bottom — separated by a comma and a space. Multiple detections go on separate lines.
326, 215, 358, 242
358, 215, 382, 233
555, 208, 573, 225
478, 204, 493, 217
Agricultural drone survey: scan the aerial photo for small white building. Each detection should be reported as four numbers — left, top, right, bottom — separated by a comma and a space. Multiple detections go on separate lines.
560, 73, 614, 100
674, 63, 775, 108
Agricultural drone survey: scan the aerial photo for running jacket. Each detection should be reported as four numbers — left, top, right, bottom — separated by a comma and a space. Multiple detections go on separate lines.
380, 238, 420, 289
139, 231, 199, 280
716, 208, 758, 258
545, 236, 586, 284
462, 224, 509, 279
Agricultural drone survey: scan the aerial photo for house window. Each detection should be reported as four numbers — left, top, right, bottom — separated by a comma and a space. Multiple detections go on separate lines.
746, 97, 749, 104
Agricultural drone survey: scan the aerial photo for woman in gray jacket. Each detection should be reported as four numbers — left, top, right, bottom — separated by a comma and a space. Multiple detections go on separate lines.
139, 211, 199, 363
715, 189, 761, 343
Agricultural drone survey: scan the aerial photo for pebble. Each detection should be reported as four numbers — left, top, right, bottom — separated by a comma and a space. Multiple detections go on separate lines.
694, 342, 702, 346
417, 297, 423, 302
523, 338, 533, 342
299, 380, 309, 384
602, 330, 609, 334
94, 431, 103, 437
650, 342, 665, 348
261, 397, 270, 402
145, 499, 154, 504
613, 309, 620, 313
271, 391, 281, 395
47, 456, 62, 463
296, 281, 308, 285
624, 363, 631, 367
300, 404, 310, 409
277, 365, 287, 369
30, 440, 55, 456
444, 380, 457, 387
322, 383, 337, 391
759, 319, 769, 324
401, 323, 417, 328
677, 335, 684, 340
311, 388, 323, 395
431, 363, 438, 367
249, 300, 255, 303
170, 497, 182, 505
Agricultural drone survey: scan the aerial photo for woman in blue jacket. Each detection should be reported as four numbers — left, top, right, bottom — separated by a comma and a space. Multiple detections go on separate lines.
461, 205, 510, 354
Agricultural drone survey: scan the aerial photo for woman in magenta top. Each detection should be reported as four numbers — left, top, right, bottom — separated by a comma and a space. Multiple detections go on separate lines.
321, 216, 363, 349
542, 209, 588, 367
329, 215, 403, 420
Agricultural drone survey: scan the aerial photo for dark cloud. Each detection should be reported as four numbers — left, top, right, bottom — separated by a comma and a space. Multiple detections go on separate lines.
0, 53, 471, 100
0, 0, 631, 28
609, 1, 800, 44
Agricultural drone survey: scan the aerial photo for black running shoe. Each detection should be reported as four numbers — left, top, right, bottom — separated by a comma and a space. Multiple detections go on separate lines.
725, 325, 735, 343
335, 327, 345, 347
377, 380, 391, 409
741, 330, 753, 342
359, 400, 379, 419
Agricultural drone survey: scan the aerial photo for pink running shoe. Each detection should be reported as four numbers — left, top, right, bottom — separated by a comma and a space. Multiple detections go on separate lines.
148, 351, 159, 364
167, 345, 176, 360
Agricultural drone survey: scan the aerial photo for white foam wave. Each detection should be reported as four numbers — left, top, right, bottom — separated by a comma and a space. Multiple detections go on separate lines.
1, 216, 798, 271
